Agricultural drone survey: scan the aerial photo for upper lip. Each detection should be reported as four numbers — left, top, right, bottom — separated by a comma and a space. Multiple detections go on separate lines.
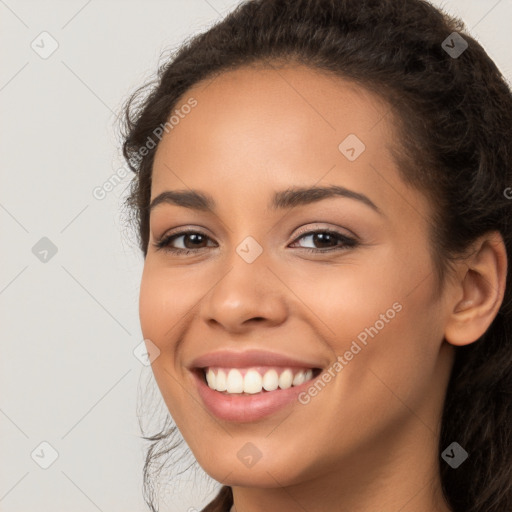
189, 349, 324, 370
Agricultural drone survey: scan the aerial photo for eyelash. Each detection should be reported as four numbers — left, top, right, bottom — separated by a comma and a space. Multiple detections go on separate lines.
153, 228, 359, 255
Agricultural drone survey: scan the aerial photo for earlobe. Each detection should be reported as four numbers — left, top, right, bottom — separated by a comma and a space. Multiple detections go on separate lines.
444, 231, 507, 347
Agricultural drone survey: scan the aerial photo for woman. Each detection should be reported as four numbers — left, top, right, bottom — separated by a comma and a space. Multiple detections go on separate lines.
121, 0, 512, 511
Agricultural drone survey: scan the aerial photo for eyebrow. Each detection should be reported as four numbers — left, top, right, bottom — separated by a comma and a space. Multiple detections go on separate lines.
149, 185, 382, 215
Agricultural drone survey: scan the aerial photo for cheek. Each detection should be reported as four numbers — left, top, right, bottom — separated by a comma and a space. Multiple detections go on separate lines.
138, 263, 203, 421
288, 244, 441, 406
139, 263, 199, 348
285, 248, 406, 348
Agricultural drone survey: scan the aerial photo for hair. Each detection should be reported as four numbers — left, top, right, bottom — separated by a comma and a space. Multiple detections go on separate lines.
120, 0, 512, 511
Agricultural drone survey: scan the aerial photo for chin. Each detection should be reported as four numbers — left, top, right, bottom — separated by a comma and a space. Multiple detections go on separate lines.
196, 447, 310, 488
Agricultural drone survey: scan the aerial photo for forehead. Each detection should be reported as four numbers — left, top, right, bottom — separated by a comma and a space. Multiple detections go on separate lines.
151, 63, 430, 224
177, 63, 391, 140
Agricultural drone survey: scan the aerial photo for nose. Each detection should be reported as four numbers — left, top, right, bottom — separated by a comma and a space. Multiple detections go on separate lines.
200, 252, 288, 333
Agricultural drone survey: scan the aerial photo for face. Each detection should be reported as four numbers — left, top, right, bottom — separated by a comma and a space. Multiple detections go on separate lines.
139, 64, 455, 487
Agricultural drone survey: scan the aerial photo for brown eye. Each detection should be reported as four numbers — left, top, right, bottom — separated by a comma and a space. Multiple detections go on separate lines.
290, 230, 358, 253
155, 230, 216, 254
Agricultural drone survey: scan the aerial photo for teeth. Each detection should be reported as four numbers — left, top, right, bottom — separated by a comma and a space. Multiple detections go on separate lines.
226, 369, 244, 393
244, 369, 263, 394
206, 368, 216, 388
204, 367, 317, 394
217, 369, 227, 391
278, 369, 293, 389
262, 369, 278, 391
292, 370, 306, 386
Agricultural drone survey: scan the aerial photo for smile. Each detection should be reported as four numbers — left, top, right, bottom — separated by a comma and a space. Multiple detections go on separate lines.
191, 366, 323, 422
203, 366, 320, 394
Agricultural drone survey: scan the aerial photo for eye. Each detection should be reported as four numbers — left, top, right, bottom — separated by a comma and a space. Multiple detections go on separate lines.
153, 228, 358, 255
154, 230, 216, 255
289, 229, 358, 253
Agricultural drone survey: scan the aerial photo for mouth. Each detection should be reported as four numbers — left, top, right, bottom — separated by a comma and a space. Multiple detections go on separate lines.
187, 349, 328, 422
194, 366, 323, 395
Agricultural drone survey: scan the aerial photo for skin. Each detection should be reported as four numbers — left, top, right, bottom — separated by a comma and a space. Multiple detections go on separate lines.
139, 63, 507, 512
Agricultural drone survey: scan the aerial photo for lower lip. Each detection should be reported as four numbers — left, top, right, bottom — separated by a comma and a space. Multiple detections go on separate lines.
191, 369, 319, 423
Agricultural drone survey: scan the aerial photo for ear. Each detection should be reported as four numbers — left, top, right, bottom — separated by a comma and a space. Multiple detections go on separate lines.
444, 231, 508, 347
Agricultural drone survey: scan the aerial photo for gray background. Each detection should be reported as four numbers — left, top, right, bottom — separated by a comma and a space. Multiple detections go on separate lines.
1, 1, 511, 511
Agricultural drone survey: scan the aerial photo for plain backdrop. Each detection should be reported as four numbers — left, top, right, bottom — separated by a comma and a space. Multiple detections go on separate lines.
1, 1, 511, 511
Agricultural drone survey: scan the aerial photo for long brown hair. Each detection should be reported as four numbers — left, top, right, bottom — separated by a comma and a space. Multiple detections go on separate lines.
121, 1, 512, 510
